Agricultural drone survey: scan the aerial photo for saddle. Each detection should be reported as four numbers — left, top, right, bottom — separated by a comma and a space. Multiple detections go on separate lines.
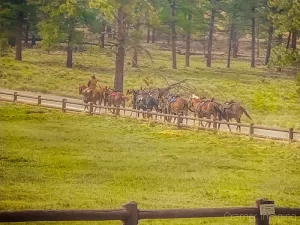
111, 92, 121, 97
168, 96, 178, 103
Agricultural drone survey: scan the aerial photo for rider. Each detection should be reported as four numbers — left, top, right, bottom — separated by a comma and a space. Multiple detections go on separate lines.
83, 75, 98, 100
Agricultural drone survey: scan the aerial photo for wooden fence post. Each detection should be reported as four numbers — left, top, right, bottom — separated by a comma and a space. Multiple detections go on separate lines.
37, 95, 41, 105
255, 199, 273, 225
13, 92, 17, 102
122, 202, 138, 225
289, 128, 294, 143
213, 118, 217, 130
249, 123, 254, 139
116, 106, 120, 116
62, 98, 66, 112
177, 114, 181, 128
89, 103, 93, 115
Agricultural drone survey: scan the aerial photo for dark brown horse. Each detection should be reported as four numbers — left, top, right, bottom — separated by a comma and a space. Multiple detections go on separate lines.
219, 101, 252, 132
196, 98, 223, 128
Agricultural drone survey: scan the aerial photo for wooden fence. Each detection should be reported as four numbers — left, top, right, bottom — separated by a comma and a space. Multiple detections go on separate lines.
0, 91, 299, 143
0, 199, 300, 224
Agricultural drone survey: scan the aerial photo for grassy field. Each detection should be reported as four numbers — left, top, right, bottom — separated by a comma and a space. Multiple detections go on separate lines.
1, 102, 300, 225
0, 44, 300, 130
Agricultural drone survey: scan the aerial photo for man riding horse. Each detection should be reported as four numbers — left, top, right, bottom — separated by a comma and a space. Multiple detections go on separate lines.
82, 75, 98, 100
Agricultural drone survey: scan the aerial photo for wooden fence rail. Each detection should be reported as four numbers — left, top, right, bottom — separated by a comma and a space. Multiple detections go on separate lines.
0, 199, 300, 224
0, 91, 297, 143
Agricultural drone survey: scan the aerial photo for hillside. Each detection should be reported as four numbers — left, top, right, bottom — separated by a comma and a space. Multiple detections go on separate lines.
0, 44, 299, 129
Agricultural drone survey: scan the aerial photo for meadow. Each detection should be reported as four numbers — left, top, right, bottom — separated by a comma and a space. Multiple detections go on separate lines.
1, 102, 300, 225
0, 43, 300, 130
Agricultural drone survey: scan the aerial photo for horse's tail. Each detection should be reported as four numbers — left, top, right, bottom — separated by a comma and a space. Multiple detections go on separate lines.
241, 106, 252, 120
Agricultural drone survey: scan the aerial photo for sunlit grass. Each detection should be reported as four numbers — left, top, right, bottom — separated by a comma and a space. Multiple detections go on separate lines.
1, 102, 300, 225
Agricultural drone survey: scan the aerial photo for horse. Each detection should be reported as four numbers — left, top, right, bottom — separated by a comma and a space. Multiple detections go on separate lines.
127, 89, 160, 118
107, 90, 127, 114
196, 98, 223, 128
188, 94, 205, 117
78, 84, 100, 111
219, 101, 252, 132
160, 95, 189, 123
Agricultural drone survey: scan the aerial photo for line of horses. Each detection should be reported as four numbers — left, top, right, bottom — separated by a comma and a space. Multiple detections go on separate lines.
78, 84, 252, 132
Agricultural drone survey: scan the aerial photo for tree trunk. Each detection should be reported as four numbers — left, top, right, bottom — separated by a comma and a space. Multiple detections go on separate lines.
286, 32, 291, 49
232, 29, 238, 58
132, 23, 139, 68
100, 21, 105, 48
107, 26, 112, 38
265, 25, 273, 65
147, 27, 150, 43
277, 34, 283, 45
291, 32, 297, 50
152, 28, 156, 43
276, 35, 282, 72
227, 23, 234, 68
256, 24, 260, 57
15, 11, 24, 61
132, 48, 138, 68
25, 25, 29, 44
207, 3, 216, 67
31, 34, 36, 46
66, 34, 73, 68
185, 15, 192, 67
171, 0, 177, 69
251, 6, 256, 68
114, 7, 126, 92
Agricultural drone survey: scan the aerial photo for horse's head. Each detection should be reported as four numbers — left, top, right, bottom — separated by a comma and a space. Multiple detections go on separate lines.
78, 84, 87, 95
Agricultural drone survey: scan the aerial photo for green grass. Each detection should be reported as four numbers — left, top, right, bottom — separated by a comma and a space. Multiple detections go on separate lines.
0, 44, 300, 130
1, 102, 300, 225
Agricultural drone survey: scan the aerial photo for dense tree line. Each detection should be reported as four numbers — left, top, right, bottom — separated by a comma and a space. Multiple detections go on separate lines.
0, 0, 299, 91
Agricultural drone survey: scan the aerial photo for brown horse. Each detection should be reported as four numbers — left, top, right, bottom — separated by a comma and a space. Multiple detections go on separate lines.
188, 94, 206, 117
78, 84, 101, 111
196, 98, 223, 128
107, 90, 127, 114
160, 95, 189, 123
219, 101, 252, 132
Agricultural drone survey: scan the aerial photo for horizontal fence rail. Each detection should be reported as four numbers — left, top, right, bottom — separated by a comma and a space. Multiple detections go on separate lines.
0, 199, 300, 224
0, 91, 298, 143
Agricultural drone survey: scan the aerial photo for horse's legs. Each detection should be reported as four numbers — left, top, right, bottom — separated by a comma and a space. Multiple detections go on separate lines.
235, 116, 241, 132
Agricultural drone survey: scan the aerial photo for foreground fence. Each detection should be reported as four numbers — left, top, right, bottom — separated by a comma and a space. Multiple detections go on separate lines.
0, 199, 300, 224
0, 90, 299, 143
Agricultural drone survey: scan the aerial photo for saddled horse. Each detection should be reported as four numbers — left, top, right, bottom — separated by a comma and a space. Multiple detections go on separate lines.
196, 98, 223, 128
218, 101, 252, 132
188, 94, 206, 117
160, 95, 189, 123
107, 89, 127, 114
78, 84, 101, 111
127, 89, 160, 118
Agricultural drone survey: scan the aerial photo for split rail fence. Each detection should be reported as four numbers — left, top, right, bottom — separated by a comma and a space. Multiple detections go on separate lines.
0, 91, 299, 143
0, 199, 300, 224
